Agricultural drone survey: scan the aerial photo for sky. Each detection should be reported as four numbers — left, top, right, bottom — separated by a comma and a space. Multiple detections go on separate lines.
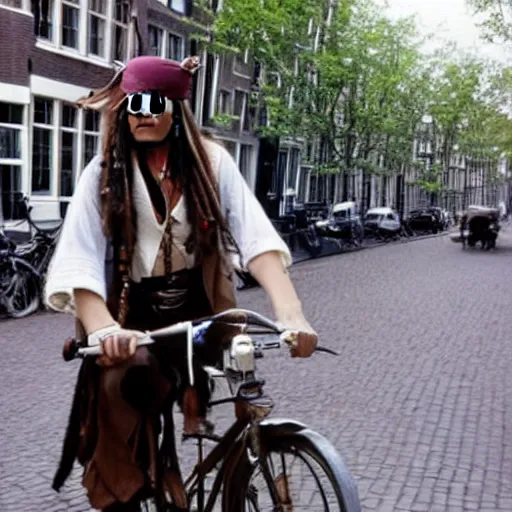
378, 0, 512, 65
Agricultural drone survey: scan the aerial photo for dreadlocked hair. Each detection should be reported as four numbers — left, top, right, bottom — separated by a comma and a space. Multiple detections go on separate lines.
77, 68, 136, 257
172, 100, 242, 265
78, 80, 241, 264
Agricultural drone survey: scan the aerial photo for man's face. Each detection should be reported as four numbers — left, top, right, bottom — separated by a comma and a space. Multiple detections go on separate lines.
128, 110, 173, 143
126, 91, 173, 143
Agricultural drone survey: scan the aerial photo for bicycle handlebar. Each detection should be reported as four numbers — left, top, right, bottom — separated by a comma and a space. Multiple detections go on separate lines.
62, 308, 338, 385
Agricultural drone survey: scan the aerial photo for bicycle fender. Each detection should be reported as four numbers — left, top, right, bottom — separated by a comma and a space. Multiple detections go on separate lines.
221, 418, 361, 512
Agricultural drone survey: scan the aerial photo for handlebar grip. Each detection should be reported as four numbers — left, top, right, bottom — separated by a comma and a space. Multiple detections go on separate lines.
62, 337, 80, 361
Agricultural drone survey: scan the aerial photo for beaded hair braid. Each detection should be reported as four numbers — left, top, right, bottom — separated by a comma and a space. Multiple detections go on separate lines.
77, 71, 242, 324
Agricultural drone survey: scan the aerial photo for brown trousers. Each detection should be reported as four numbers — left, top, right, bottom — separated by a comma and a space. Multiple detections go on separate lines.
84, 269, 215, 510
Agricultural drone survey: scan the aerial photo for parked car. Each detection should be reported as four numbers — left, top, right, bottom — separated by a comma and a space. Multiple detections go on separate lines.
363, 207, 402, 240
406, 207, 444, 234
315, 201, 364, 247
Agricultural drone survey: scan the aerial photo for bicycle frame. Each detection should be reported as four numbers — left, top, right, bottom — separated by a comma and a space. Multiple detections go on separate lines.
184, 417, 249, 512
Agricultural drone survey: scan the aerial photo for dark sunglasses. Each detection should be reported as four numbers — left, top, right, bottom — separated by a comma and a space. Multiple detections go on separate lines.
126, 91, 172, 117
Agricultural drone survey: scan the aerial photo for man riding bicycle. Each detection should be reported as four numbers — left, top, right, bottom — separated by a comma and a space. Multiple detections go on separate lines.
45, 55, 317, 511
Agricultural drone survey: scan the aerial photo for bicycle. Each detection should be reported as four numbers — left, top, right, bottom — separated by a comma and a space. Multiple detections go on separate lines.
0, 231, 42, 319
0, 198, 62, 318
61, 308, 362, 511
15, 198, 62, 278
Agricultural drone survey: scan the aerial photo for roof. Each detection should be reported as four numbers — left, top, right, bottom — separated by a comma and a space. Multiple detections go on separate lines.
332, 201, 356, 213
366, 207, 394, 215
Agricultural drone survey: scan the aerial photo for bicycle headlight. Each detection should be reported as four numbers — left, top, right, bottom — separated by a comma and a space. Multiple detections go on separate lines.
224, 334, 255, 374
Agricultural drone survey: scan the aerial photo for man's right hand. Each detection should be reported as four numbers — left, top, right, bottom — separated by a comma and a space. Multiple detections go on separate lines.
97, 331, 144, 366
86, 322, 145, 366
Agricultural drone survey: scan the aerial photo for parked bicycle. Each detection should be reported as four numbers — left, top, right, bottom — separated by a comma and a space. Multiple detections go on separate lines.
0, 197, 62, 318
60, 308, 361, 512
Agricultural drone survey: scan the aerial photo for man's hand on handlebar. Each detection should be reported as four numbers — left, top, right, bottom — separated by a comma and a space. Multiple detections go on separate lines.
87, 323, 145, 366
276, 314, 318, 358
285, 331, 318, 358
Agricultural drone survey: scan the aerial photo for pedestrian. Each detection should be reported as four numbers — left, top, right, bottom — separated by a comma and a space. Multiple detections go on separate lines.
45, 55, 317, 511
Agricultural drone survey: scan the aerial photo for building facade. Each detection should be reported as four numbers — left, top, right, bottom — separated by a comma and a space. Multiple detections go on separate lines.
0, 0, 258, 228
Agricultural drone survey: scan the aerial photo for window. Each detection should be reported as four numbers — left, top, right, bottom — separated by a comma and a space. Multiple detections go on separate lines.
112, 0, 129, 62
62, 0, 80, 49
84, 110, 101, 165
233, 90, 245, 133
223, 140, 236, 160
309, 173, 318, 202
1, 0, 22, 8
148, 25, 163, 56
267, 71, 282, 89
287, 148, 300, 190
239, 144, 252, 182
0, 102, 23, 160
242, 92, 251, 132
88, 0, 107, 57
169, 0, 185, 13
0, 102, 23, 221
167, 33, 183, 61
38, 0, 54, 39
272, 150, 287, 194
32, 98, 54, 195
60, 104, 78, 197
208, 0, 223, 11
298, 166, 309, 202
234, 49, 250, 76
217, 90, 231, 114
1, 165, 23, 221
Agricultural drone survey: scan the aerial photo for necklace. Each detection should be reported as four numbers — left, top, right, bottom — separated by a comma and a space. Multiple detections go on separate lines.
152, 158, 168, 184
158, 166, 167, 183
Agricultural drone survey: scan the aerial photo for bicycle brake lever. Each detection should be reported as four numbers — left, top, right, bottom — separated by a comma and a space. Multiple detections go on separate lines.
315, 346, 340, 356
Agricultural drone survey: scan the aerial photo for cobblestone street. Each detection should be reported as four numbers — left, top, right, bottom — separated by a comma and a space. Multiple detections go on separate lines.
1, 229, 512, 511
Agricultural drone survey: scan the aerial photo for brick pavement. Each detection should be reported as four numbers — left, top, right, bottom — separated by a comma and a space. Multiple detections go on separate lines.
1, 229, 512, 511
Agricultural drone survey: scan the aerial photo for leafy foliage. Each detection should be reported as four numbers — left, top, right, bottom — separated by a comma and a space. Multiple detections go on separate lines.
204, 0, 512, 189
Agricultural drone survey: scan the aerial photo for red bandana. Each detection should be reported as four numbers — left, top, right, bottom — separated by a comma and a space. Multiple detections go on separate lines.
120, 56, 193, 100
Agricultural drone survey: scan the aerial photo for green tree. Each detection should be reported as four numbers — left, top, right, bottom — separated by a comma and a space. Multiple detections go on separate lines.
467, 0, 512, 42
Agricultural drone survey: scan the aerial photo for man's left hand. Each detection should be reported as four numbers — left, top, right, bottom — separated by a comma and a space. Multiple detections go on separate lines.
277, 314, 318, 358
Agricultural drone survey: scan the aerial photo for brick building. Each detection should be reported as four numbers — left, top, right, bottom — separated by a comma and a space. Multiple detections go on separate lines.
0, 0, 258, 227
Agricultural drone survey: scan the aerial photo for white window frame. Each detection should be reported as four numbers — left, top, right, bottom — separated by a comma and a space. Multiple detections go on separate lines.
169, 0, 185, 14
0, 105, 24, 165
0, 102, 26, 223
31, 96, 57, 197
59, 102, 81, 198
232, 89, 250, 133
112, 0, 129, 63
0, 0, 30, 12
31, 94, 97, 201
60, 0, 81, 51
83, 110, 101, 169
233, 48, 250, 78
166, 31, 184, 61
208, 55, 221, 119
238, 143, 256, 189
87, 0, 109, 59
217, 90, 232, 115
148, 24, 164, 57
266, 71, 282, 89
35, 0, 117, 67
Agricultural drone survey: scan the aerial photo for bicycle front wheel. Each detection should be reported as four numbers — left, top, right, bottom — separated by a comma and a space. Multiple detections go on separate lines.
225, 422, 361, 512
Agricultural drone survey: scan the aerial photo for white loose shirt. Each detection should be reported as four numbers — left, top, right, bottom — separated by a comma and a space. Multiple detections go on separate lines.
45, 139, 292, 313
